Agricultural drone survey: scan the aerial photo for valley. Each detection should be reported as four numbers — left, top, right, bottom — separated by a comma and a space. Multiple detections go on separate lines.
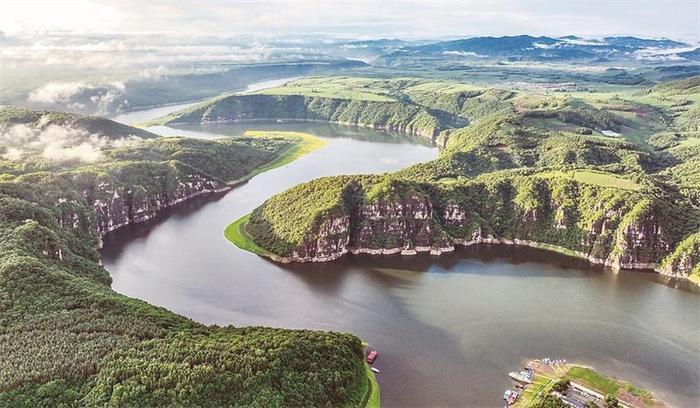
99, 109, 697, 406
0, 22, 698, 407
0, 105, 392, 406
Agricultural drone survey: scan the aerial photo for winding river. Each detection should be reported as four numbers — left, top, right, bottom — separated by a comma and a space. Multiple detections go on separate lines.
104, 90, 700, 407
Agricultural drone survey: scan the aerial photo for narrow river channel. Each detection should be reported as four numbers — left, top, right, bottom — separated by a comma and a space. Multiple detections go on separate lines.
102, 85, 700, 407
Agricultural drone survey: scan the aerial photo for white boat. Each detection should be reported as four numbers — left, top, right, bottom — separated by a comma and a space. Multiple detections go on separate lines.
370, 367, 380, 373
508, 371, 532, 384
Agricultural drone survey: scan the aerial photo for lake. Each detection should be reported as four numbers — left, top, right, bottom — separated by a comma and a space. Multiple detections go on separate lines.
102, 118, 700, 406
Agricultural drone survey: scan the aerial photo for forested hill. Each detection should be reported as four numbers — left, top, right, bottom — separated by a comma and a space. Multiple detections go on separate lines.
240, 76, 700, 284
0, 105, 157, 140
0, 108, 370, 406
153, 76, 514, 143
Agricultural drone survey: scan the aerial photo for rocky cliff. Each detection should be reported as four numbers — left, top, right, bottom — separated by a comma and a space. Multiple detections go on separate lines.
247, 175, 683, 273
659, 232, 700, 281
91, 172, 229, 235
40, 162, 232, 239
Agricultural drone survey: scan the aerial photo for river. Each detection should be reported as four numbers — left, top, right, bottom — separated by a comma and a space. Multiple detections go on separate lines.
110, 76, 300, 125
102, 91, 700, 407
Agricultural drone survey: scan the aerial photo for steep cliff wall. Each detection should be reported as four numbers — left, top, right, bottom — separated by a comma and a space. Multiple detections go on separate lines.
91, 170, 229, 235
28, 161, 232, 238
659, 232, 700, 281
247, 175, 683, 272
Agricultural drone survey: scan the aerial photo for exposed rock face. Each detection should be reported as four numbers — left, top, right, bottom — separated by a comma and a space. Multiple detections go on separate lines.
658, 232, 700, 280
91, 174, 228, 235
285, 215, 351, 262
608, 209, 671, 269
260, 179, 679, 272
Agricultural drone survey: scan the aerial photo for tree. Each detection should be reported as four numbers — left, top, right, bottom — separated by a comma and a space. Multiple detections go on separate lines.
605, 394, 620, 408
552, 379, 570, 393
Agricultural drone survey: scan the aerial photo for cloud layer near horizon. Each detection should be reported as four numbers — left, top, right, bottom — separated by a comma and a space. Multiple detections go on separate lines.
1, 0, 698, 41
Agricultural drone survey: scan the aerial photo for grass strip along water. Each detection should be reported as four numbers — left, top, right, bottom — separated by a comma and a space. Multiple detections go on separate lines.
227, 130, 327, 185
224, 130, 326, 255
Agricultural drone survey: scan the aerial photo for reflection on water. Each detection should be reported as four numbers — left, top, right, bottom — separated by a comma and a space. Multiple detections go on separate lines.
100, 122, 700, 407
147, 121, 435, 147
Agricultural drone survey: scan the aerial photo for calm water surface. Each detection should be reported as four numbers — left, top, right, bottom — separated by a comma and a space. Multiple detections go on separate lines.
110, 76, 299, 125
101, 119, 700, 407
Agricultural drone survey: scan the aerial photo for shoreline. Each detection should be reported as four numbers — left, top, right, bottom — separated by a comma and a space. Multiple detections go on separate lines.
361, 364, 380, 408
100, 131, 325, 240
511, 359, 666, 408
228, 215, 697, 287
160, 117, 439, 142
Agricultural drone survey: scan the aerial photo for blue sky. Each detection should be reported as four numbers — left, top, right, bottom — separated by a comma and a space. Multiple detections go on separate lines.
1, 0, 698, 41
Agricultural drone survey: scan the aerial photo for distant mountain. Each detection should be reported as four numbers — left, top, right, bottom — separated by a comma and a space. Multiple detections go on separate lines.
376, 35, 693, 65
602, 36, 687, 49
678, 48, 700, 61
334, 38, 413, 62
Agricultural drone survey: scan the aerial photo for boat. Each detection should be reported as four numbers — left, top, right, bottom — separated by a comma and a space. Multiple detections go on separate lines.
370, 367, 380, 373
508, 371, 533, 384
503, 390, 512, 401
507, 390, 519, 405
366, 350, 378, 364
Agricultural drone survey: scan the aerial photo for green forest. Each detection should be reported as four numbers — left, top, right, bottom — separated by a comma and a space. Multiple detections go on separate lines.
0, 107, 370, 407
239, 76, 700, 282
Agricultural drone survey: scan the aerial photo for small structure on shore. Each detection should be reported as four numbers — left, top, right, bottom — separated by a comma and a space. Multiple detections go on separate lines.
503, 358, 665, 408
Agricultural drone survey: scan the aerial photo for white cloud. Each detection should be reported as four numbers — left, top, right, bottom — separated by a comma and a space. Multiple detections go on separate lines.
443, 50, 485, 57
27, 81, 127, 114
0, 122, 141, 164
0, 1, 697, 41
632, 45, 699, 61
2, 147, 23, 161
532, 42, 556, 49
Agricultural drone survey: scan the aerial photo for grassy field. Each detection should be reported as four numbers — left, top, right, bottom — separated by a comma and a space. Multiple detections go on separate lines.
259, 75, 491, 101
229, 131, 327, 183
537, 169, 642, 191
259, 76, 395, 101
224, 214, 274, 256
404, 81, 485, 95
565, 366, 620, 395
221, 130, 327, 257
513, 373, 556, 408
564, 366, 656, 405
362, 365, 381, 408
679, 137, 700, 148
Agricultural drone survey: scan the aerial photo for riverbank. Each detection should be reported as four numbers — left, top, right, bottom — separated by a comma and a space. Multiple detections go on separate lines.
510, 360, 665, 408
145, 117, 439, 143
227, 131, 327, 184
226, 218, 692, 286
224, 214, 274, 256
362, 364, 381, 408
99, 131, 325, 240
